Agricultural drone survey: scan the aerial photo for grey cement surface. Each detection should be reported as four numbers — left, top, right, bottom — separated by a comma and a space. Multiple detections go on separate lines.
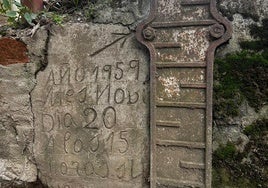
31, 23, 150, 188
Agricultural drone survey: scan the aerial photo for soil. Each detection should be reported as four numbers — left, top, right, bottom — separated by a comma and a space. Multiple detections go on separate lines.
0, 37, 29, 65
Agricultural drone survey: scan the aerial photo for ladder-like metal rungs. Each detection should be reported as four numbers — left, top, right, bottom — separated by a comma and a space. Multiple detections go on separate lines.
156, 101, 206, 109
156, 139, 205, 149
157, 177, 204, 188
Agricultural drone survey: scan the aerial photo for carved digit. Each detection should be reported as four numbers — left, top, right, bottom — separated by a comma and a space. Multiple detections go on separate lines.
131, 159, 142, 179
83, 107, 97, 129
93, 66, 99, 82
116, 162, 126, 179
119, 130, 129, 154
115, 62, 124, 80
88, 134, 99, 152
103, 65, 112, 80
105, 132, 114, 153
103, 106, 116, 129
129, 60, 140, 80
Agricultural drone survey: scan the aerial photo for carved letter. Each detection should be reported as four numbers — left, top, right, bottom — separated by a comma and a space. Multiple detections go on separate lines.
114, 88, 125, 104
64, 131, 71, 154
42, 113, 54, 132
60, 64, 71, 84
96, 84, 110, 104
75, 66, 86, 82
60, 162, 68, 175
128, 91, 139, 104
78, 87, 87, 103
74, 139, 83, 153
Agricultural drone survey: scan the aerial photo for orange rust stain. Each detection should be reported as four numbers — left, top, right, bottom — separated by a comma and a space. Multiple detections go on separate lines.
21, 0, 43, 13
0, 38, 29, 66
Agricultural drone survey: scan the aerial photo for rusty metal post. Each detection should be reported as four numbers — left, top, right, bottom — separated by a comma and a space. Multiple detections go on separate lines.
136, 0, 232, 187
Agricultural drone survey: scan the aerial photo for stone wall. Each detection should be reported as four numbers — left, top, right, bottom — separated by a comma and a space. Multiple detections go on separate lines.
0, 0, 267, 187
213, 0, 268, 151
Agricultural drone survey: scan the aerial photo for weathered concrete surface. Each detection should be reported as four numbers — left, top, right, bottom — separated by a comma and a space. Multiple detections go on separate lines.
0, 63, 37, 184
0, 0, 266, 187
218, 0, 268, 21
92, 0, 150, 29
31, 23, 149, 188
217, 0, 268, 56
0, 28, 47, 187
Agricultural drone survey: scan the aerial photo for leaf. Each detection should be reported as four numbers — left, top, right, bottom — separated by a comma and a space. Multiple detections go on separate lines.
6, 10, 17, 17
2, 0, 11, 9
31, 13, 37, 19
14, 0, 22, 7
24, 12, 33, 25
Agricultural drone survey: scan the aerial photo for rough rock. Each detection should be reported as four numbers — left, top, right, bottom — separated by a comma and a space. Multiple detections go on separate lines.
213, 101, 268, 152
92, 0, 150, 29
216, 0, 268, 56
0, 63, 37, 183
0, 27, 48, 186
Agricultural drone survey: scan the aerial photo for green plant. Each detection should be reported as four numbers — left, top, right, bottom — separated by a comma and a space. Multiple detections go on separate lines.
214, 19, 268, 119
72, 0, 81, 7
244, 118, 268, 139
84, 2, 96, 20
0, 0, 37, 26
213, 119, 268, 187
52, 13, 63, 24
214, 142, 237, 161
46, 12, 64, 25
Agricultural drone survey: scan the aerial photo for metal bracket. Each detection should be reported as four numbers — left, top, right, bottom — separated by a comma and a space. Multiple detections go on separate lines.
136, 0, 232, 187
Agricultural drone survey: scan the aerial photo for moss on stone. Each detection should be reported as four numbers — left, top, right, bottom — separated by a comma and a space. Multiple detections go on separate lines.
214, 19, 268, 118
214, 142, 237, 161
217, 0, 260, 22
214, 51, 268, 118
107, 0, 123, 8
212, 119, 268, 187
213, 18, 268, 187
244, 119, 268, 137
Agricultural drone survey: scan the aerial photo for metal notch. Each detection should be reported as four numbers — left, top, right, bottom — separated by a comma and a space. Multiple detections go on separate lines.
136, 0, 232, 187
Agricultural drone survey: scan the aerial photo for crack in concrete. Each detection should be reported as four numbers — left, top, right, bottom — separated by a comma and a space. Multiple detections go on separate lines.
28, 26, 51, 187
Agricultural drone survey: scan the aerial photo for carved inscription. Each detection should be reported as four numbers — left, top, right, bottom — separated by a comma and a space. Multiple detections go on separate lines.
32, 24, 149, 188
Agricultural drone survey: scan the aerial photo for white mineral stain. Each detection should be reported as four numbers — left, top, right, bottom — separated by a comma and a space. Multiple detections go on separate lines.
158, 76, 180, 98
